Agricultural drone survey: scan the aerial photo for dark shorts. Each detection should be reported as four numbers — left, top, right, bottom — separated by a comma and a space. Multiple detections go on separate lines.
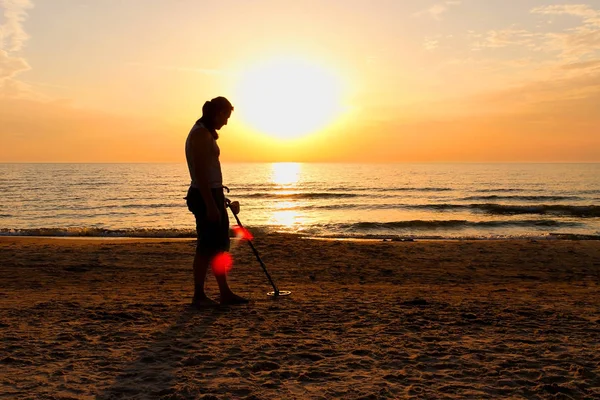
186, 186, 230, 254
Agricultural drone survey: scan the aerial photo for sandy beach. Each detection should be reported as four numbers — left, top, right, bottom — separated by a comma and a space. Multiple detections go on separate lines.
1, 235, 599, 399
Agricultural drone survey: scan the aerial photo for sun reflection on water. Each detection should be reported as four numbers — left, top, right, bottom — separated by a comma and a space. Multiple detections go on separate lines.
271, 162, 301, 186
269, 210, 303, 228
269, 163, 304, 229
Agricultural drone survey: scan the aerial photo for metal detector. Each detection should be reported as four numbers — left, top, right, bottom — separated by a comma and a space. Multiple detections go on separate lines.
224, 196, 291, 297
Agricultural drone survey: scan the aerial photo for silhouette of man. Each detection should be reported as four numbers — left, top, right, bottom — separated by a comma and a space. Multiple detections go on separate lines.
185, 96, 248, 307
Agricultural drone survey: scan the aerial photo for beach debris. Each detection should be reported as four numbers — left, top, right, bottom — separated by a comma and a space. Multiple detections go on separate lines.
249, 361, 280, 372
296, 353, 324, 361
402, 298, 428, 306
462, 312, 478, 320
64, 265, 91, 273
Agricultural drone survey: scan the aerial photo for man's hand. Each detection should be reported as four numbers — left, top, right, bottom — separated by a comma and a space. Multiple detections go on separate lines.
229, 201, 240, 215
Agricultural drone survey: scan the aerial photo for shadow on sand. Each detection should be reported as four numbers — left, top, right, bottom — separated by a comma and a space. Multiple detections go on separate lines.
96, 306, 224, 399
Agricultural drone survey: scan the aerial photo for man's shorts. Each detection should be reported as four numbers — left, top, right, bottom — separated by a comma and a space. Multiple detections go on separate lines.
185, 186, 230, 254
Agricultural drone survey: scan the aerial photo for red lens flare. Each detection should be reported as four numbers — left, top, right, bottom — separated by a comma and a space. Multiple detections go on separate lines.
232, 225, 254, 241
211, 252, 233, 275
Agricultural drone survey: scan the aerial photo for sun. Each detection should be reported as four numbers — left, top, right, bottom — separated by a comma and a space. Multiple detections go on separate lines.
233, 57, 345, 140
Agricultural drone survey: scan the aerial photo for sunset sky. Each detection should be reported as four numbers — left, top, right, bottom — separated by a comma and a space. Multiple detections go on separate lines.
1, 0, 599, 162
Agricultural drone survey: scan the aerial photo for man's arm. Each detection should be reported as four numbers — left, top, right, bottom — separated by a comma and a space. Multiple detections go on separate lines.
189, 127, 220, 222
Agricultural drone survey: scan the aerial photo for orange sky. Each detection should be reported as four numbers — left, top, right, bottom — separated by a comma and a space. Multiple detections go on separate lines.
1, 1, 599, 162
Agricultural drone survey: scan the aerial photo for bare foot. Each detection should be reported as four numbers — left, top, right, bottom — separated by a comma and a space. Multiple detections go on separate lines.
220, 293, 249, 305
191, 296, 219, 309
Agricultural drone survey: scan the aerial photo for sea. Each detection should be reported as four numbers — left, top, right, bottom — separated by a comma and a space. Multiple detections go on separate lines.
1, 163, 599, 240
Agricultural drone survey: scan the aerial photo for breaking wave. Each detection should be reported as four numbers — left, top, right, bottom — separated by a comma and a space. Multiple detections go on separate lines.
334, 219, 581, 231
461, 195, 581, 201
0, 228, 198, 238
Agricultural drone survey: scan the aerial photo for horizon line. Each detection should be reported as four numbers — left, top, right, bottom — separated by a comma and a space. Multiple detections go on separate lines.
1, 161, 599, 165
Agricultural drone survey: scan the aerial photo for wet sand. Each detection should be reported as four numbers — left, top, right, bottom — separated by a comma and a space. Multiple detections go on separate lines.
1, 235, 599, 399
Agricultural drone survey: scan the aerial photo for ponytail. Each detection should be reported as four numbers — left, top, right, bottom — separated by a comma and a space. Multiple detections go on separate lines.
198, 97, 234, 139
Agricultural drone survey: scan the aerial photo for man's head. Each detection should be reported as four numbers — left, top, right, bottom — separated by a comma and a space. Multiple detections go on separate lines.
202, 96, 234, 130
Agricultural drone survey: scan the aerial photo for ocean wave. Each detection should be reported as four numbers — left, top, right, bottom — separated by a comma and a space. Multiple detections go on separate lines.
311, 232, 600, 240
233, 186, 454, 193
334, 219, 581, 231
0, 226, 278, 238
474, 188, 527, 193
381, 187, 453, 192
226, 186, 600, 195
471, 204, 600, 217
0, 221, 592, 240
269, 203, 600, 217
405, 203, 600, 217
27, 203, 185, 213
240, 192, 360, 199
462, 195, 581, 201
0, 228, 198, 238
119, 203, 182, 209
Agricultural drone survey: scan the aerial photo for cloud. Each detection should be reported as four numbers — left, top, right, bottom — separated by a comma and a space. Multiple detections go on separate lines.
471, 28, 542, 49
0, 0, 33, 52
531, 4, 600, 59
531, 4, 600, 23
0, 0, 34, 98
415, 1, 461, 21
0, 47, 29, 79
470, 4, 600, 60
424, 39, 439, 51
561, 59, 600, 70
474, 67, 600, 109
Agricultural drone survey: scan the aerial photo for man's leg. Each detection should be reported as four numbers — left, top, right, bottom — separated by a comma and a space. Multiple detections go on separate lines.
192, 250, 211, 302
214, 271, 247, 304
210, 248, 248, 304
191, 247, 221, 307
193, 248, 247, 305
213, 204, 249, 305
